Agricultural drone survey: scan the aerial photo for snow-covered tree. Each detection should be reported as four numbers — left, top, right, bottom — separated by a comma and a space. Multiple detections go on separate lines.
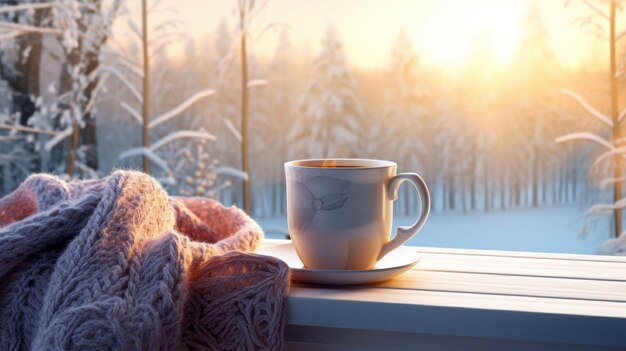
510, 3, 562, 208
210, 19, 240, 168
289, 26, 365, 158
109, 0, 232, 192
250, 28, 299, 216
0, 0, 122, 183
382, 30, 441, 213
558, 0, 626, 242
461, 29, 500, 211
0, 2, 51, 190
0, 2, 68, 127
383, 30, 427, 172
54, 0, 123, 176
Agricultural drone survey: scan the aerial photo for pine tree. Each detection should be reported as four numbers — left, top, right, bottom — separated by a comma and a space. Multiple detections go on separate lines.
461, 29, 499, 211
383, 30, 427, 173
382, 30, 433, 214
289, 26, 364, 158
558, 0, 625, 240
0, 1, 122, 181
211, 19, 239, 170
113, 0, 218, 187
512, 3, 561, 208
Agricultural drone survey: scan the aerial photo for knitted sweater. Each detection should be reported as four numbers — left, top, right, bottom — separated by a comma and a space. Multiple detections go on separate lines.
0, 171, 289, 350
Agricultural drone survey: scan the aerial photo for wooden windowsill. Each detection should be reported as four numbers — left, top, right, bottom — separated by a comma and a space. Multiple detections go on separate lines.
261, 239, 626, 351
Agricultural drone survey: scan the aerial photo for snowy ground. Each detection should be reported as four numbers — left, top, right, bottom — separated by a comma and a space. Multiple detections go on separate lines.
255, 205, 612, 255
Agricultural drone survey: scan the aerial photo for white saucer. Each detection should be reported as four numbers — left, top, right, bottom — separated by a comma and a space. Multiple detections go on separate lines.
258, 243, 420, 285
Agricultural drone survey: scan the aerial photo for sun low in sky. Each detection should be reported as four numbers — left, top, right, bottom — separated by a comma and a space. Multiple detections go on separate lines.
150, 0, 599, 70
415, 0, 523, 67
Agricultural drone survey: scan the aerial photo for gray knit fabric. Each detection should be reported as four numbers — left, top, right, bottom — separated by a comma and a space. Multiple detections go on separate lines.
0, 171, 289, 350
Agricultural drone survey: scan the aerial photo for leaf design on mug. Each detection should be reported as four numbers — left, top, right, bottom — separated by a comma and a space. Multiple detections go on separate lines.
291, 177, 350, 232
292, 181, 317, 231
319, 193, 349, 211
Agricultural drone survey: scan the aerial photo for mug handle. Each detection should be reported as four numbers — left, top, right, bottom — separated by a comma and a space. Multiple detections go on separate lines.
378, 173, 431, 261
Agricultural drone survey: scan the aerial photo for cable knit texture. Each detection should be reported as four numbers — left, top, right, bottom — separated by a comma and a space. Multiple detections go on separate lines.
0, 171, 289, 350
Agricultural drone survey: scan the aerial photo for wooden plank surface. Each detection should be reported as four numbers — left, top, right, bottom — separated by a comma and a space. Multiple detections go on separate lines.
376, 270, 626, 302
415, 251, 626, 281
288, 285, 626, 319
285, 325, 626, 351
413, 245, 626, 263
286, 287, 626, 347
260, 239, 626, 348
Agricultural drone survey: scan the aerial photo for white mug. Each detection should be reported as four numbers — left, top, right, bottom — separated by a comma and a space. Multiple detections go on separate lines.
285, 158, 430, 270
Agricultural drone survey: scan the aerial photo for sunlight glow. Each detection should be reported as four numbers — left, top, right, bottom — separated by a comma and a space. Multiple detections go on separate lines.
150, 0, 597, 69
412, 0, 524, 68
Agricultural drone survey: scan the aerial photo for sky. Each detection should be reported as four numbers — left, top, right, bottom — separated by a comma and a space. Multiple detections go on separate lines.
142, 0, 610, 70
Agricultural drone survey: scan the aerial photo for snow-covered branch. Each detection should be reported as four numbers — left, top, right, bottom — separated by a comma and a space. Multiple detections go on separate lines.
587, 198, 626, 216
150, 130, 216, 151
593, 146, 626, 169
208, 180, 232, 195
0, 2, 61, 14
216, 166, 248, 180
121, 102, 142, 124
561, 89, 612, 127
127, 19, 143, 40
100, 66, 143, 103
116, 59, 144, 78
0, 32, 24, 41
148, 89, 215, 129
0, 123, 57, 136
223, 118, 242, 142
150, 38, 181, 59
618, 107, 626, 123
581, 0, 610, 20
617, 28, 626, 42
247, 79, 268, 88
0, 136, 24, 142
600, 176, 626, 188
74, 161, 99, 179
254, 22, 291, 41
591, 146, 626, 169
45, 127, 73, 151
555, 132, 614, 150
118, 147, 175, 181
0, 22, 61, 35
84, 73, 113, 115
150, 31, 186, 47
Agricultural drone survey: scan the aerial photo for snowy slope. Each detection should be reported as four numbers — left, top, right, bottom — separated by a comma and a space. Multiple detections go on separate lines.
256, 205, 610, 255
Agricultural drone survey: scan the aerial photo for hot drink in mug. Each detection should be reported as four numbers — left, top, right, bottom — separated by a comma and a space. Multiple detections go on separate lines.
284, 158, 430, 270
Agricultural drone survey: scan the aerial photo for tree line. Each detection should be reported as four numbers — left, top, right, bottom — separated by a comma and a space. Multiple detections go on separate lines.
0, 1, 620, 222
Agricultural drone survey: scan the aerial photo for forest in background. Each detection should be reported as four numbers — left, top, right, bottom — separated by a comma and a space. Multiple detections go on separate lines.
0, 1, 622, 223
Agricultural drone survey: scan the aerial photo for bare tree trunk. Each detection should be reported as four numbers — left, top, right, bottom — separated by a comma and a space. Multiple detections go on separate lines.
532, 143, 539, 208
442, 182, 448, 212
462, 178, 468, 213
55, 0, 119, 176
448, 172, 455, 211
572, 166, 579, 202
552, 167, 559, 205
67, 120, 79, 178
499, 168, 506, 210
470, 143, 477, 210
0, 6, 43, 178
240, 18, 251, 215
542, 165, 547, 205
559, 155, 566, 204
484, 160, 490, 212
142, 0, 150, 173
610, 0, 622, 237
1, 1, 43, 126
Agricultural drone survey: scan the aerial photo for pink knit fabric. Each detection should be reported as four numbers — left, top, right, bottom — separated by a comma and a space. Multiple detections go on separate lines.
0, 171, 289, 350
